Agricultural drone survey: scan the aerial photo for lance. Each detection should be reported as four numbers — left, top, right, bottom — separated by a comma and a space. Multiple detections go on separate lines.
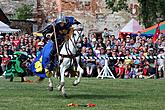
52, 24, 59, 55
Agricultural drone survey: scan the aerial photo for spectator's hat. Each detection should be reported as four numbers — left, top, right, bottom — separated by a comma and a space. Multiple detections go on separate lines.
46, 33, 53, 38
0, 35, 4, 39
38, 42, 44, 46
134, 59, 140, 65
21, 46, 26, 49
126, 35, 130, 38
92, 38, 96, 42
159, 48, 164, 52
106, 46, 111, 50
148, 48, 153, 51
112, 49, 116, 52
104, 28, 108, 30
100, 46, 105, 50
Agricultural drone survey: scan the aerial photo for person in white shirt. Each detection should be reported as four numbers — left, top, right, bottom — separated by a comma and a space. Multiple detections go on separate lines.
157, 49, 165, 78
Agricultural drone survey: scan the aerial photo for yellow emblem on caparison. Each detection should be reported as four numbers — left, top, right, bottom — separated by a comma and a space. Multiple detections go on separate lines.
34, 61, 43, 72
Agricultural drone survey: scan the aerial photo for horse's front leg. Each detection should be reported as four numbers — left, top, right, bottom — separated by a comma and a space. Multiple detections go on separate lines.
48, 78, 53, 91
73, 64, 84, 86
57, 65, 67, 97
57, 67, 65, 91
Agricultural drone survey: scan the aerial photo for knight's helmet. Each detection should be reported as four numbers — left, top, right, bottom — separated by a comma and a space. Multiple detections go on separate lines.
56, 12, 66, 24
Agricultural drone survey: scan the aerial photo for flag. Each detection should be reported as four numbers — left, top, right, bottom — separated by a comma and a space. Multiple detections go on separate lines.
56, 0, 62, 12
29, 40, 56, 78
152, 23, 160, 43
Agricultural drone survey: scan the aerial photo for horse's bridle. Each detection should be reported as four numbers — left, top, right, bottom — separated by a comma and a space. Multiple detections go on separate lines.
60, 28, 83, 58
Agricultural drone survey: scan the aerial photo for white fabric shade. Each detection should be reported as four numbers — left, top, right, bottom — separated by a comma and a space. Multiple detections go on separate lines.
120, 18, 142, 33
0, 21, 21, 33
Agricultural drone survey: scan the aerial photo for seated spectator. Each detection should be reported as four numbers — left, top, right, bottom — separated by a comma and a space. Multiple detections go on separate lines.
124, 50, 133, 65
81, 46, 88, 68
116, 61, 125, 78
142, 64, 155, 79
85, 47, 96, 77
124, 64, 132, 79
145, 48, 157, 78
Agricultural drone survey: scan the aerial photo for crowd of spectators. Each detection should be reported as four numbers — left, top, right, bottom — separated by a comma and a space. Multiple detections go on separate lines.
0, 33, 45, 75
0, 28, 164, 79
80, 28, 165, 79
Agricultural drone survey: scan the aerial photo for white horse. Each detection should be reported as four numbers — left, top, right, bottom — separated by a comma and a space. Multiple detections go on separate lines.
48, 28, 84, 97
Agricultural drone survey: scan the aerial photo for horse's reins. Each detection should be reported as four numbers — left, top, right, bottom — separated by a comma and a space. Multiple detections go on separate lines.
59, 29, 83, 68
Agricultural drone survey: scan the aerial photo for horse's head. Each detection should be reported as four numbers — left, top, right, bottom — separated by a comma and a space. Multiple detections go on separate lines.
72, 24, 84, 44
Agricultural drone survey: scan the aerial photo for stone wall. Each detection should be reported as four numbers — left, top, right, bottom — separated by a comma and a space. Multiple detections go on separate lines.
0, 0, 35, 15
0, 0, 140, 35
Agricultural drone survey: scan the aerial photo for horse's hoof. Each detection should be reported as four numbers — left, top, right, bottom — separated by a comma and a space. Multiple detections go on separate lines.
73, 81, 80, 86
48, 86, 53, 91
63, 93, 68, 98
10, 77, 13, 82
57, 82, 64, 91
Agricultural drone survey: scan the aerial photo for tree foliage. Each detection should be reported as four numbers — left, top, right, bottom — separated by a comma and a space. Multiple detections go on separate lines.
105, 0, 165, 28
138, 0, 157, 27
15, 4, 33, 20
105, 0, 128, 13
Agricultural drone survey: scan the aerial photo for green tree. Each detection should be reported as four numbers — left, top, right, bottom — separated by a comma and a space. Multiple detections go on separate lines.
105, 0, 165, 28
15, 4, 33, 20
138, 0, 158, 27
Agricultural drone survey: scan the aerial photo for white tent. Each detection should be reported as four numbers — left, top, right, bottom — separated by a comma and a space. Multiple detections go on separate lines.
0, 21, 20, 33
120, 18, 142, 33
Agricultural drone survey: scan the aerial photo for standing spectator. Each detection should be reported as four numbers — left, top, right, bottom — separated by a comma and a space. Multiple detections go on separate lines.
0, 46, 2, 54
109, 49, 119, 77
102, 28, 109, 43
0, 56, 3, 76
1, 51, 10, 71
36, 42, 44, 56
157, 49, 165, 78
96, 47, 108, 76
82, 37, 92, 48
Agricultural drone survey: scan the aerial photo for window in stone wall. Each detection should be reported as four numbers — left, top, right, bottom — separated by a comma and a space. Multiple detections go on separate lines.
78, 1, 91, 11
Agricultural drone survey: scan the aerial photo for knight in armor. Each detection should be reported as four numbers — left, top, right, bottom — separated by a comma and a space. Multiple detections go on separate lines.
43, 13, 75, 46
29, 13, 80, 78
54, 13, 74, 45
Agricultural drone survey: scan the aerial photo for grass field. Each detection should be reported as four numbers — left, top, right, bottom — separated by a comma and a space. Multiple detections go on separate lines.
0, 77, 165, 110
